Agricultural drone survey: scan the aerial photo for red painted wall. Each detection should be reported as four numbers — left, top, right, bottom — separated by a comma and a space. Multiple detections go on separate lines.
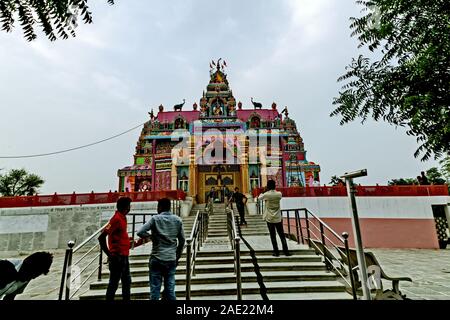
284, 217, 439, 249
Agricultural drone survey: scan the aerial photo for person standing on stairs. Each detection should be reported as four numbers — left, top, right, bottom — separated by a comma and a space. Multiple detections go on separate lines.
258, 180, 291, 257
206, 187, 217, 206
98, 197, 148, 301
230, 187, 248, 225
137, 198, 185, 300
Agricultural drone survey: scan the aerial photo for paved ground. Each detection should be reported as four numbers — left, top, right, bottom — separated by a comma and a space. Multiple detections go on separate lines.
4, 245, 450, 300
371, 248, 450, 300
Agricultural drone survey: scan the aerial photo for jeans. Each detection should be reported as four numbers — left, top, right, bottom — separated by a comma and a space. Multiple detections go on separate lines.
237, 203, 246, 224
106, 255, 131, 301
267, 222, 289, 254
149, 257, 177, 300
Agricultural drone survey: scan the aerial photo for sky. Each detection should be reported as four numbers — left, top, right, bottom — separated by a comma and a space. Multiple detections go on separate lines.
0, 0, 440, 194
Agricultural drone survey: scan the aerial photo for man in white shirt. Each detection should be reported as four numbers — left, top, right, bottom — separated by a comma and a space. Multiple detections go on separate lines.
258, 180, 291, 257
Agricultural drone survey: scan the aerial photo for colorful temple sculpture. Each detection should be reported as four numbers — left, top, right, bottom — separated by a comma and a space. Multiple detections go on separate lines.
118, 60, 321, 203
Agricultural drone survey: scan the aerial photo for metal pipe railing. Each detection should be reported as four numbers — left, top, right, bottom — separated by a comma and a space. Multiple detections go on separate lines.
281, 207, 358, 300
185, 209, 209, 300
226, 204, 242, 300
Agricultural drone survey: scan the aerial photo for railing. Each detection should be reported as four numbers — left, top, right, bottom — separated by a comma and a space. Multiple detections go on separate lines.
58, 212, 156, 300
256, 196, 265, 216
281, 207, 357, 300
252, 185, 449, 198
171, 199, 182, 217
0, 190, 187, 208
185, 209, 209, 300
58, 223, 108, 300
225, 198, 243, 300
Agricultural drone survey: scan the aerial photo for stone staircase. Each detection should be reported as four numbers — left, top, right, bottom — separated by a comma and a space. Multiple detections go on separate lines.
79, 203, 352, 300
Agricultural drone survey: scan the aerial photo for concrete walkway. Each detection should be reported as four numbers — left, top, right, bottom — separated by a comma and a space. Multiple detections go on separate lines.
370, 248, 450, 300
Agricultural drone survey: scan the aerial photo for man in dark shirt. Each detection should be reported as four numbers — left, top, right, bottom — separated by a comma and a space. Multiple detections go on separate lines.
206, 187, 217, 205
231, 187, 248, 225
420, 171, 429, 185
98, 197, 146, 301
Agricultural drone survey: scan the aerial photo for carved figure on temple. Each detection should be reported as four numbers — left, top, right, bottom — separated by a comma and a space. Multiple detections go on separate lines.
148, 109, 155, 120
251, 97, 263, 109
250, 116, 261, 128
272, 102, 277, 110
193, 102, 198, 111
228, 103, 236, 116
200, 104, 208, 117
237, 101, 242, 110
174, 117, 185, 129
159, 104, 164, 112
174, 99, 185, 111
213, 103, 223, 116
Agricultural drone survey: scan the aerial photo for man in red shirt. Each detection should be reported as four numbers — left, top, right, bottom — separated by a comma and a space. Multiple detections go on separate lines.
98, 197, 146, 301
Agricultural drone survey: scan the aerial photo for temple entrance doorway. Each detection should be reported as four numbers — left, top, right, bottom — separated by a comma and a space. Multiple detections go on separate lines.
197, 165, 241, 203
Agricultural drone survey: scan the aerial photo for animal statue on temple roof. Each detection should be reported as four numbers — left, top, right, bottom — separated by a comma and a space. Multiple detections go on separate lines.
148, 109, 155, 120
174, 99, 185, 111
281, 106, 289, 118
251, 97, 263, 109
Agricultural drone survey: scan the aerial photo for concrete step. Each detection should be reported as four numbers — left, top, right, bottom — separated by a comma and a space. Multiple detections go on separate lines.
80, 281, 346, 300
127, 255, 322, 268
129, 249, 317, 260
208, 233, 230, 238
100, 262, 327, 278
192, 292, 353, 300
208, 223, 227, 227
89, 271, 339, 290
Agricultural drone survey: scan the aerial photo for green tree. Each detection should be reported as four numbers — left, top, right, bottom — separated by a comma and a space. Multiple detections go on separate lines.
0, 0, 114, 41
388, 178, 417, 186
440, 155, 450, 183
426, 167, 446, 185
0, 169, 44, 196
332, 0, 450, 161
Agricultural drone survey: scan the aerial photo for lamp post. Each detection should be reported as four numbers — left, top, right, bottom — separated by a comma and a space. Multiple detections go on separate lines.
340, 169, 370, 300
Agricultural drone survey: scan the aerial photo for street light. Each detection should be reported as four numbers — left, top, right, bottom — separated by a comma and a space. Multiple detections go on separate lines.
340, 169, 370, 300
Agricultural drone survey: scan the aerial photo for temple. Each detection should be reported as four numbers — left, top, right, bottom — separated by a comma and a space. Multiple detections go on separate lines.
117, 60, 321, 202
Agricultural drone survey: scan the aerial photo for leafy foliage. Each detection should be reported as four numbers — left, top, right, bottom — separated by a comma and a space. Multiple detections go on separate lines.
0, 0, 115, 41
332, 0, 450, 161
388, 178, 418, 186
0, 168, 44, 196
426, 167, 446, 185
388, 167, 447, 185
440, 155, 450, 183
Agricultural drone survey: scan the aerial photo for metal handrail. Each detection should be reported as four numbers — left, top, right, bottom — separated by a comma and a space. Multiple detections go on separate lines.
225, 198, 242, 300
280, 207, 358, 300
58, 212, 156, 300
185, 208, 209, 300
283, 207, 344, 240
256, 196, 265, 216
